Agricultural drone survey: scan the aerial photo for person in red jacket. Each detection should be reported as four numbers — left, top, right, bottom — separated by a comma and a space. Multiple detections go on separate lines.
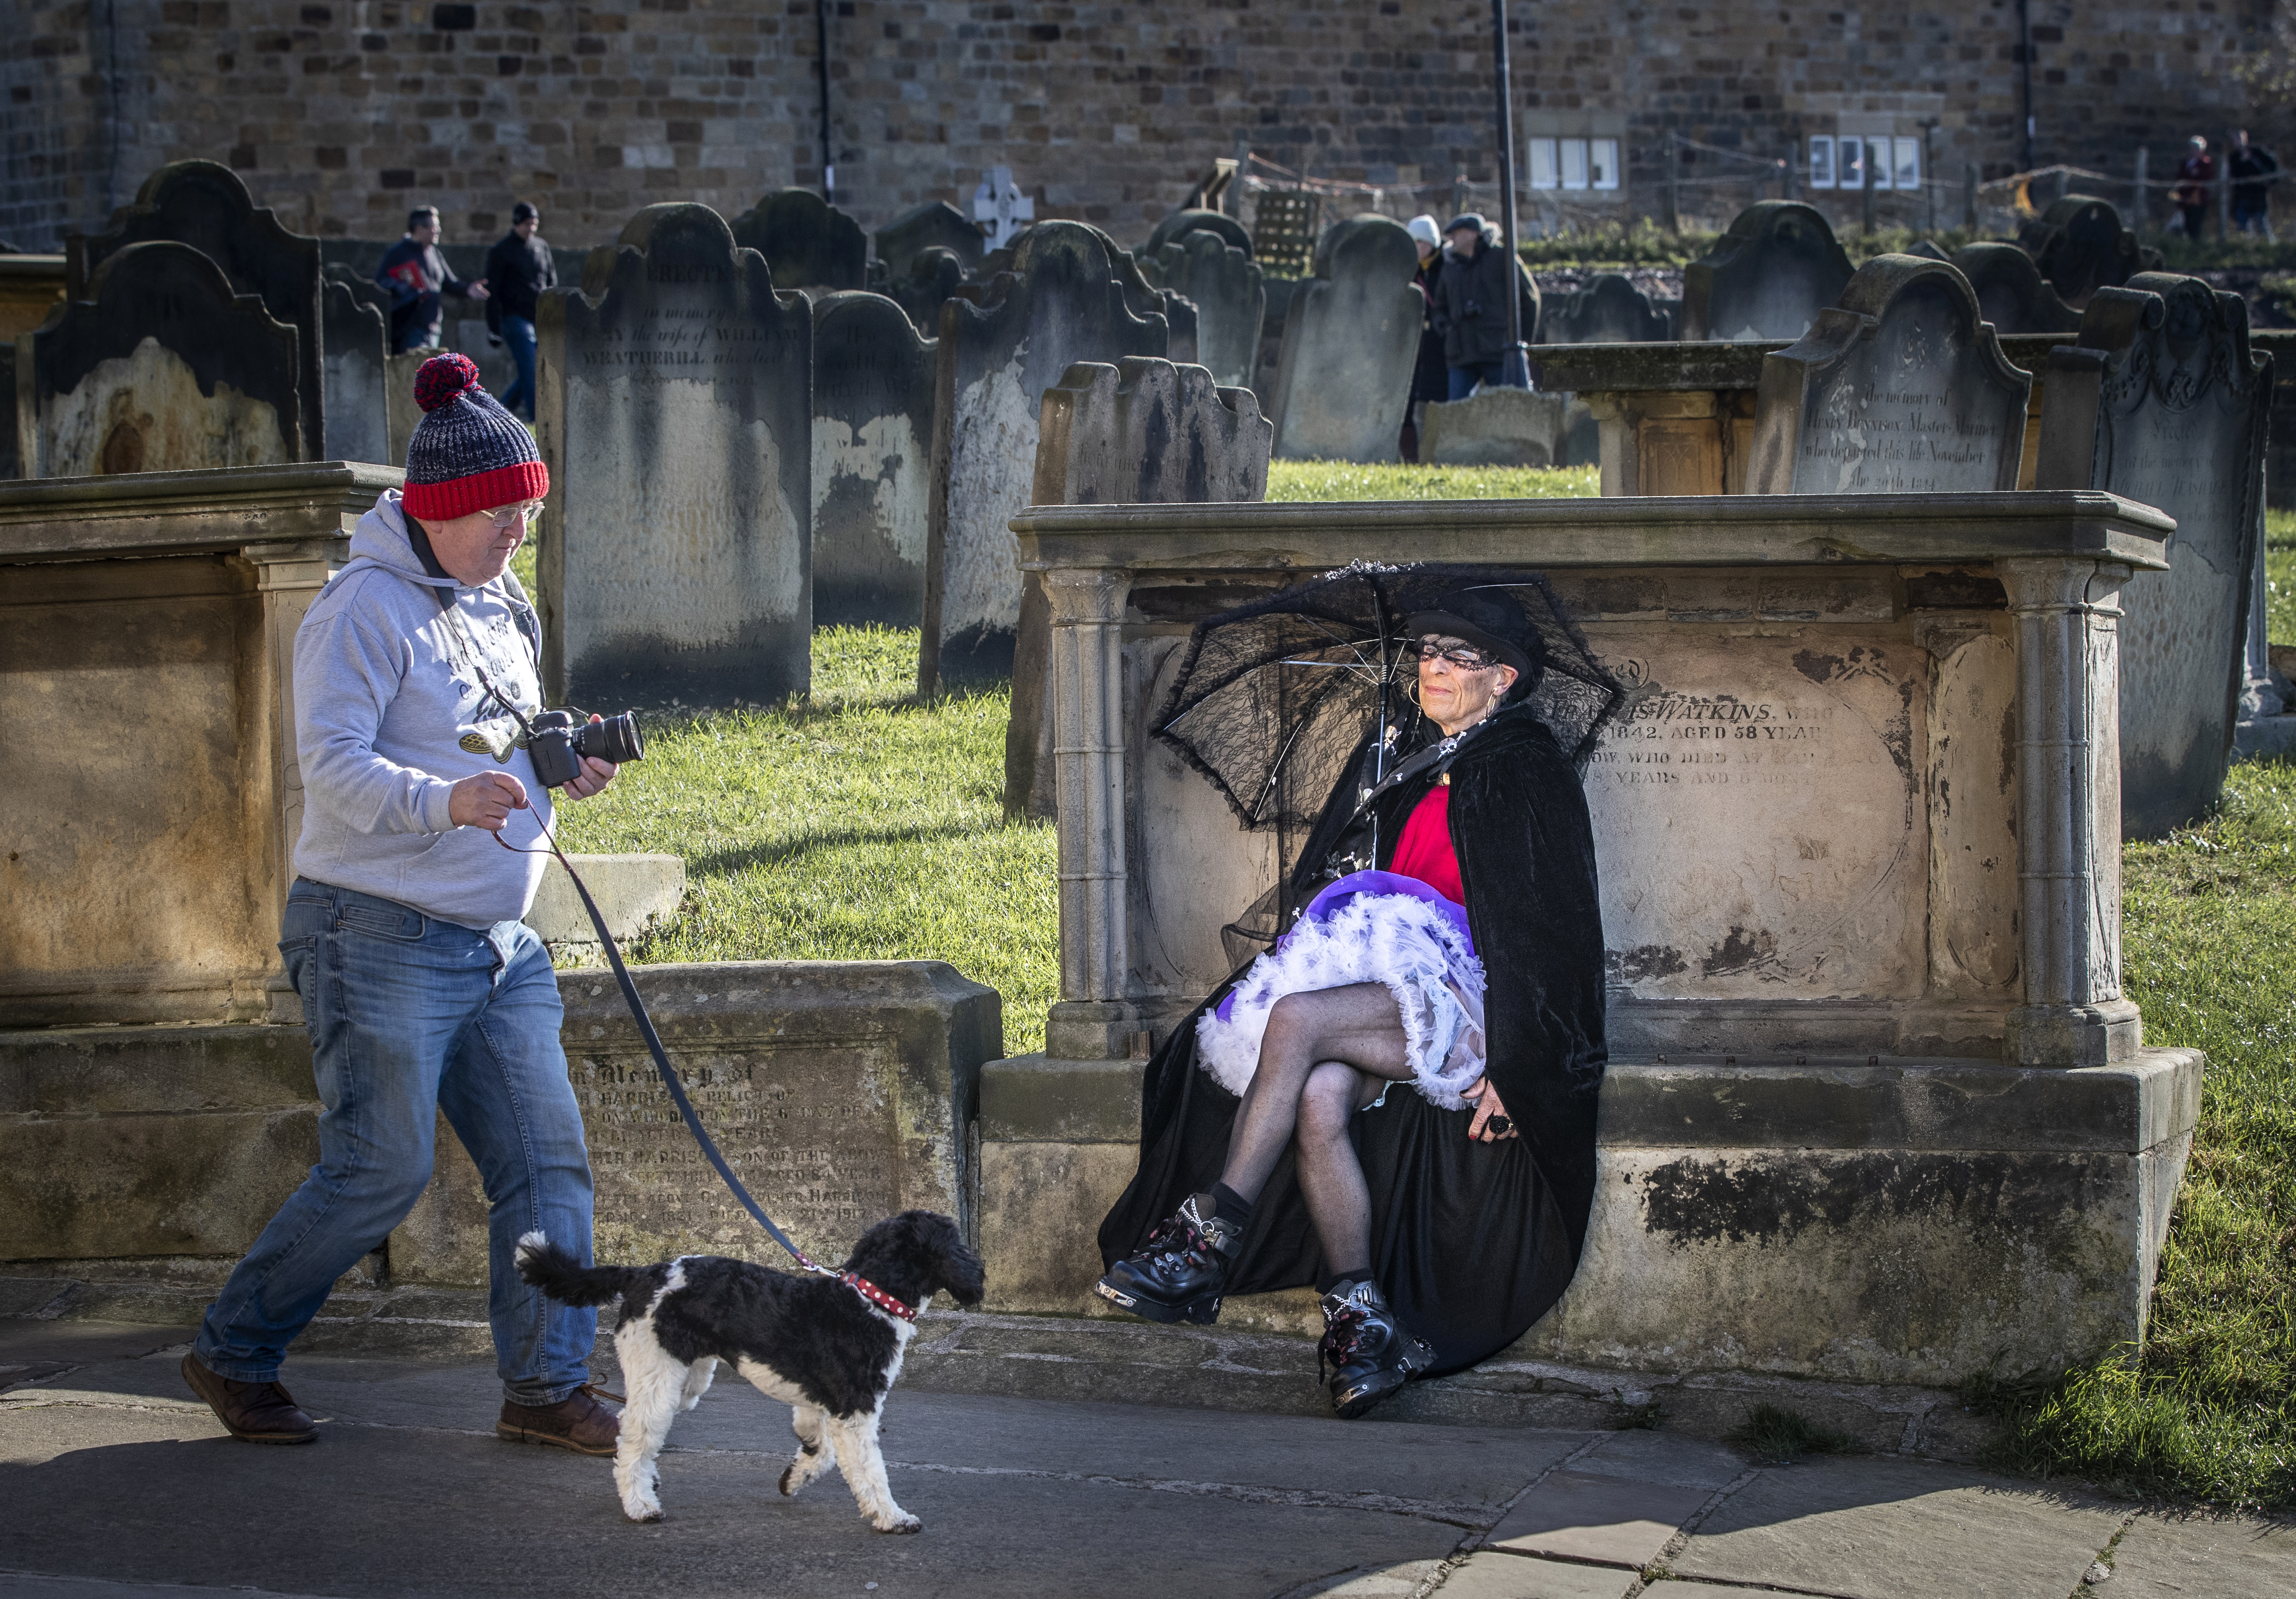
2171, 135, 2216, 239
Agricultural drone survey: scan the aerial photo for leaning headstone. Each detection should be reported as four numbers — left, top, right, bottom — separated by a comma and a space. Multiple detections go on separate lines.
973, 168, 1035, 250
729, 188, 868, 293
68, 160, 324, 459
20, 241, 301, 477
1006, 356, 1271, 816
2037, 273, 2272, 836
876, 201, 984, 283
1145, 208, 1253, 259
535, 203, 812, 707
2018, 196, 2151, 306
812, 291, 937, 627
1265, 214, 1422, 462
919, 220, 1165, 690
1144, 231, 1265, 391
1681, 200, 1855, 343
1538, 272, 1672, 344
321, 279, 390, 465
1417, 388, 1577, 465
1744, 255, 2031, 495
1955, 242, 2084, 335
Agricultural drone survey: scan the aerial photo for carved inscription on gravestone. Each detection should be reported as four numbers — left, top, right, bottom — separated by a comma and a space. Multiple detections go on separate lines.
1745, 256, 2031, 496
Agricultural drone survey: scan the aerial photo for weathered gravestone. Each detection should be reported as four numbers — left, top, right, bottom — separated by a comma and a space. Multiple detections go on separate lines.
1955, 241, 2083, 335
68, 160, 325, 460
321, 279, 390, 465
1004, 356, 1271, 818
918, 220, 1165, 690
729, 188, 869, 293
535, 203, 812, 707
1142, 230, 1265, 392
1417, 387, 1580, 465
876, 200, 984, 284
1266, 213, 1422, 462
1680, 201, 1855, 343
887, 245, 970, 331
1539, 272, 1674, 344
2037, 273, 2272, 837
2019, 196, 2152, 306
1145, 208, 1253, 258
19, 241, 302, 476
1745, 255, 2031, 495
812, 290, 936, 627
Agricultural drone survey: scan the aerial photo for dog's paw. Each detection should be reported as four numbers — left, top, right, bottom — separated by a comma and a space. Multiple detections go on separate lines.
622, 1498, 664, 1524
874, 1514, 923, 1535
777, 1465, 802, 1497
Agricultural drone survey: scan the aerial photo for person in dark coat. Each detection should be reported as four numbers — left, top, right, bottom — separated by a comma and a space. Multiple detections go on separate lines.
1401, 215, 1449, 461
2231, 130, 2279, 237
1096, 588, 1607, 1420
377, 207, 487, 354
1432, 213, 1539, 399
485, 202, 557, 420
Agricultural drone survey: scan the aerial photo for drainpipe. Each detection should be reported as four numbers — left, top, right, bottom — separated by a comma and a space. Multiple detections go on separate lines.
816, 0, 834, 206
2018, 0, 2035, 172
1491, 0, 1528, 386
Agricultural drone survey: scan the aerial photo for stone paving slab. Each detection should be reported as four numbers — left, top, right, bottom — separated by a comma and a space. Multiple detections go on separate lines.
1673, 1455, 2130, 1599
2106, 1511, 2296, 1596
1483, 1471, 1718, 1567
1438, 1551, 1639, 1597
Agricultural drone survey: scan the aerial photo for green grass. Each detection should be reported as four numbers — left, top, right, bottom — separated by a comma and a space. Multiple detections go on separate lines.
2267, 511, 2296, 648
1267, 459, 1598, 502
1732, 1404, 1858, 1466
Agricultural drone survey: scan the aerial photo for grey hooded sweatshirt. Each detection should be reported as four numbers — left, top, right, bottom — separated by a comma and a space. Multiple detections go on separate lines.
291, 489, 555, 929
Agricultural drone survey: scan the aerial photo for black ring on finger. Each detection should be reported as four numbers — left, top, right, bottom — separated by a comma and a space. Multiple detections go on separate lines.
1487, 1114, 1512, 1136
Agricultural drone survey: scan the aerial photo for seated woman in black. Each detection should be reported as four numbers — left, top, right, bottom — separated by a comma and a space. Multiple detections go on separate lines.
1097, 587, 1607, 1419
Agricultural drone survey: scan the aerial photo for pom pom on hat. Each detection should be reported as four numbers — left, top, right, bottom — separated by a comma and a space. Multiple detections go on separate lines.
413, 351, 484, 413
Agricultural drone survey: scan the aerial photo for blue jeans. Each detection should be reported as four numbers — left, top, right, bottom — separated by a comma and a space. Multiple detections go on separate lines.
499, 314, 538, 419
1447, 359, 1507, 400
194, 879, 598, 1403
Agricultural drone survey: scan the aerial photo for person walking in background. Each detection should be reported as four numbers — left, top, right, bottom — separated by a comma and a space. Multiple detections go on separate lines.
1400, 216, 1448, 462
378, 207, 488, 354
2232, 130, 2279, 238
1431, 214, 1539, 400
486, 203, 556, 421
2171, 136, 2216, 239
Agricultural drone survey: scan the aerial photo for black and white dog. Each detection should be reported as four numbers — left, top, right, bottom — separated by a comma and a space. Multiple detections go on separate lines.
516, 1210, 984, 1530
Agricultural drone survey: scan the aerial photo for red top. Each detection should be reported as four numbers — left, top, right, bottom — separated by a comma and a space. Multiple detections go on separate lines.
1390, 782, 1464, 904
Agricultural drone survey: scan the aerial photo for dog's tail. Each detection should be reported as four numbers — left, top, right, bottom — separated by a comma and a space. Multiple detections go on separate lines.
515, 1232, 648, 1308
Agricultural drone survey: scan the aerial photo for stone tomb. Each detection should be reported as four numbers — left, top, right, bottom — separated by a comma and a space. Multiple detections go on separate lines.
1266, 214, 1423, 462
69, 161, 326, 460
1143, 230, 1265, 392
321, 278, 390, 466
1539, 272, 1675, 345
918, 221, 1166, 689
0, 461, 396, 1028
2038, 274, 2272, 837
729, 188, 870, 294
1680, 201, 1854, 344
811, 290, 936, 627
18, 242, 303, 477
536, 203, 812, 707
984, 490, 2196, 1390
1955, 242, 2083, 336
1745, 256, 2032, 495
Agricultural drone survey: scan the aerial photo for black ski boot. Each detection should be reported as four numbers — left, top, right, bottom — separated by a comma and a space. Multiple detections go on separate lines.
1319, 1279, 1434, 1419
1095, 1193, 1238, 1325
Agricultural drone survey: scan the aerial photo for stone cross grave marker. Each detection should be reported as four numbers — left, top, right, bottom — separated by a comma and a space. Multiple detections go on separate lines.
1006, 356, 1271, 817
535, 203, 812, 708
321, 278, 390, 465
1266, 213, 1422, 462
1538, 272, 1674, 344
20, 240, 302, 476
811, 290, 937, 627
1954, 242, 2083, 335
2038, 272, 2272, 837
918, 220, 1165, 691
1681, 201, 1855, 343
68, 160, 324, 459
1744, 255, 2032, 495
1144, 230, 1266, 392
973, 168, 1035, 251
729, 188, 869, 293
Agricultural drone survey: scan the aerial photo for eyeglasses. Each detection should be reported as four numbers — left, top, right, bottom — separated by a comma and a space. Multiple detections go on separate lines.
1414, 640, 1498, 670
481, 502, 544, 529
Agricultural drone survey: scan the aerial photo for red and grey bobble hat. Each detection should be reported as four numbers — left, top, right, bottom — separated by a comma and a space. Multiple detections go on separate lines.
401, 352, 549, 519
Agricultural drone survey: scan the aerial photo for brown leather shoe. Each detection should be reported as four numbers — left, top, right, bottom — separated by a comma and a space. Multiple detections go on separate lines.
497, 1383, 620, 1455
180, 1353, 318, 1444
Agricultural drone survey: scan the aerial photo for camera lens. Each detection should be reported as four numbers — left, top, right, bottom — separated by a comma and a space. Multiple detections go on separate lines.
574, 710, 644, 766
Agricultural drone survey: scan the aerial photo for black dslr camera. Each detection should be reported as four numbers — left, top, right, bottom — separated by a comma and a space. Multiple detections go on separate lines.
527, 709, 644, 788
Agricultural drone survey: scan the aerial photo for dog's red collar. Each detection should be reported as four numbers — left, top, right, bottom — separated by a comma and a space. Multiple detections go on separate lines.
841, 1271, 917, 1322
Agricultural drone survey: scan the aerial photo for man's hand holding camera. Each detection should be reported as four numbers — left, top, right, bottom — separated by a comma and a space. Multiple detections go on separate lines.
448, 712, 620, 831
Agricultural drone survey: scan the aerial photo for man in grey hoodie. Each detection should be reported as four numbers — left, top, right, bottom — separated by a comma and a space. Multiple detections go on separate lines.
182, 353, 623, 1454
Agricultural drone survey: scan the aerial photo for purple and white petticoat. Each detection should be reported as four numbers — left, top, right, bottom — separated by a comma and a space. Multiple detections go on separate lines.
1196, 870, 1488, 1110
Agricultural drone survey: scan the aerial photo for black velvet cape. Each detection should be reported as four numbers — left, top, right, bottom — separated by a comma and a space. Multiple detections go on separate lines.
1098, 706, 1607, 1376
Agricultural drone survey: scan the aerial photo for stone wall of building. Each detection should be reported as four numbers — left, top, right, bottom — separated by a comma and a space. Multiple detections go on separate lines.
2, 1, 2276, 254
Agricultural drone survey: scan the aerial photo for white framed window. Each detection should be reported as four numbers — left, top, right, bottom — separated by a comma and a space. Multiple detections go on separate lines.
1809, 136, 1836, 190
1839, 136, 1867, 191
1589, 138, 1620, 190
1892, 137, 1922, 193
1560, 139, 1590, 190
1528, 138, 1559, 190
